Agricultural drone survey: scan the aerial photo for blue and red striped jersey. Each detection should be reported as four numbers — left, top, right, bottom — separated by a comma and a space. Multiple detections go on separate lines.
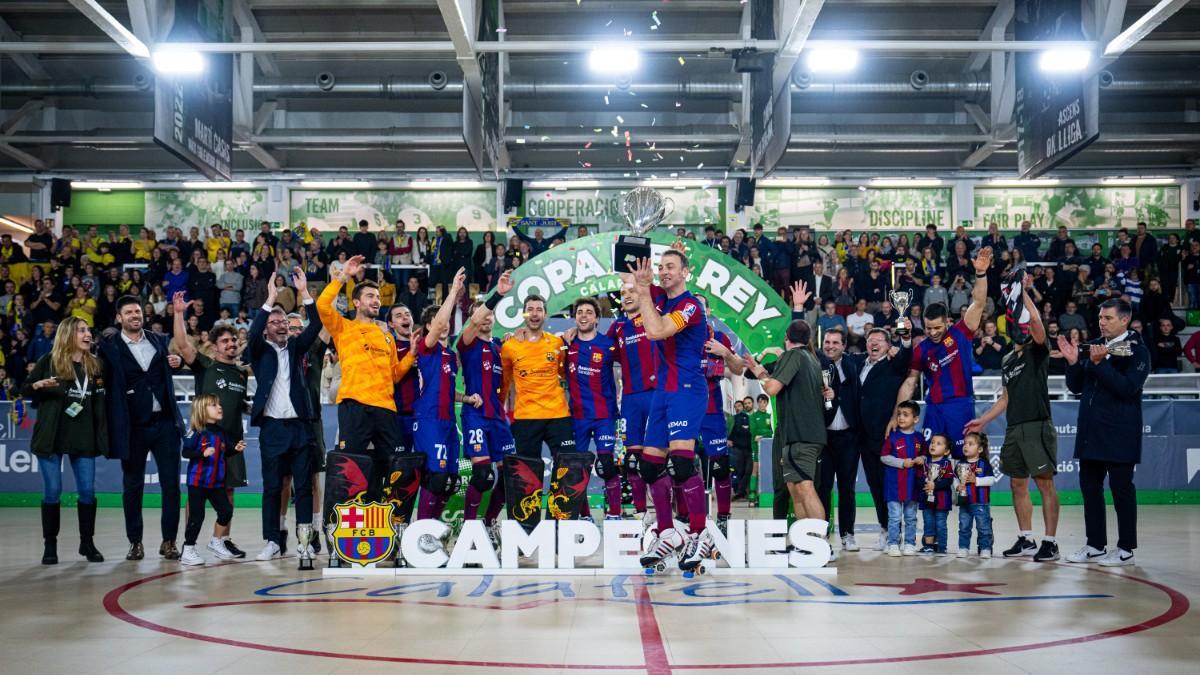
960, 457, 994, 505
702, 329, 733, 414
183, 426, 227, 488
566, 333, 618, 420
414, 339, 458, 421
654, 290, 708, 393
457, 333, 505, 419
607, 314, 658, 395
918, 455, 954, 511
882, 430, 926, 502
911, 319, 977, 403
393, 336, 419, 415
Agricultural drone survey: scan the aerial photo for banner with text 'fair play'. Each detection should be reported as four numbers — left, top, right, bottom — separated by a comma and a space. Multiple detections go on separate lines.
491, 232, 790, 355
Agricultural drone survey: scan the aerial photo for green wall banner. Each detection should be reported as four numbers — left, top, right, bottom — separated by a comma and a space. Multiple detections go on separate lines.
290, 189, 497, 232
523, 187, 723, 226
145, 190, 267, 232
492, 231, 789, 355
741, 187, 954, 230
62, 190, 147, 226
974, 185, 1181, 229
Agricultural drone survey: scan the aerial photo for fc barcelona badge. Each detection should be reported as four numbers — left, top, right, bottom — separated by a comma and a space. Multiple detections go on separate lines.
330, 501, 396, 567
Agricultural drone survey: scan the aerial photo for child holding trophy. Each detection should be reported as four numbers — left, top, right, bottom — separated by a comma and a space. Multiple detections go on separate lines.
179, 395, 245, 567
918, 434, 954, 555
880, 400, 926, 557
956, 431, 996, 558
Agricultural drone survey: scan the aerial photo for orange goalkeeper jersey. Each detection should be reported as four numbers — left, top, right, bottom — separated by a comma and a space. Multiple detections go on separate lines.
501, 331, 569, 420
317, 279, 411, 411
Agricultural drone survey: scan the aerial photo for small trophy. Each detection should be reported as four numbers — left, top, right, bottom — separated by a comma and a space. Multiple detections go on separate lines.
615, 187, 674, 273
925, 463, 941, 503
890, 289, 912, 337
1079, 340, 1134, 357
297, 524, 315, 571
821, 368, 834, 410
956, 463, 973, 507
325, 522, 341, 568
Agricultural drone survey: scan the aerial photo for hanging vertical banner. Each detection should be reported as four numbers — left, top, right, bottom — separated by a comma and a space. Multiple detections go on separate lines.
475, 0, 505, 176
1014, 0, 1099, 179
153, 0, 234, 180
747, 0, 778, 177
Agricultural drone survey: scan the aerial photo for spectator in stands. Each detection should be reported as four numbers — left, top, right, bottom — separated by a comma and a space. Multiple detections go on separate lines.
1045, 226, 1074, 262
1149, 318, 1182, 374
25, 219, 53, 262
397, 275, 429, 319
0, 233, 28, 263
846, 298, 873, 348
981, 222, 1006, 252
241, 264, 268, 318
950, 226, 975, 257
1113, 244, 1138, 275
948, 275, 970, 317
1047, 322, 1067, 375
1183, 328, 1200, 372
1158, 233, 1182, 305
351, 219, 377, 260
816, 300, 847, 337
915, 224, 943, 261
1182, 240, 1200, 308
1059, 301, 1087, 337
1133, 222, 1158, 272
874, 300, 900, 331
974, 320, 1009, 376
1011, 221, 1041, 262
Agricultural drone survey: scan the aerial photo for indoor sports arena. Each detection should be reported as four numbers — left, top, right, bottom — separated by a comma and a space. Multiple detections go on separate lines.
1, 1, 1198, 673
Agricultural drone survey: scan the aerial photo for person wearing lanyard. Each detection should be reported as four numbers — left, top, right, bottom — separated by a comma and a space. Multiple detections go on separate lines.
817, 327, 861, 553
25, 317, 109, 565
100, 296, 186, 561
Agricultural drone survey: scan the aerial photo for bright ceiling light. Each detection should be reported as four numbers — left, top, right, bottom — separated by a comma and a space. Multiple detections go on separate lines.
1038, 48, 1091, 73
527, 180, 602, 189
71, 181, 144, 190
152, 48, 205, 75
986, 178, 1061, 187
588, 47, 640, 74
806, 48, 858, 73
299, 180, 372, 189
640, 179, 709, 188
0, 216, 34, 234
869, 178, 943, 188
182, 181, 257, 189
405, 180, 487, 189
1101, 177, 1175, 186
760, 178, 831, 187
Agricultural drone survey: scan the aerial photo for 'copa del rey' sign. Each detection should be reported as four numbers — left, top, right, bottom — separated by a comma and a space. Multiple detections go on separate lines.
325, 518, 834, 576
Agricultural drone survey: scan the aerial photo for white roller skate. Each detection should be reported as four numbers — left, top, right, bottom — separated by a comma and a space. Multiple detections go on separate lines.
640, 527, 684, 574
679, 528, 716, 578
486, 521, 502, 551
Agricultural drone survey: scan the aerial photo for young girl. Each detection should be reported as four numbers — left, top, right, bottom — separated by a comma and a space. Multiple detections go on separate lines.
957, 431, 996, 558
180, 394, 245, 566
918, 434, 955, 555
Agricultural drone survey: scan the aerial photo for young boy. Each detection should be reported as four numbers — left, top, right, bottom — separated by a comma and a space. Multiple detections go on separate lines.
748, 394, 773, 506
957, 431, 996, 558
918, 433, 954, 555
880, 400, 926, 557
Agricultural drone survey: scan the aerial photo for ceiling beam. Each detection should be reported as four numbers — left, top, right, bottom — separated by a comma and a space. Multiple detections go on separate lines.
0, 17, 51, 80
232, 0, 281, 78
0, 101, 47, 170
965, 0, 1013, 73
774, 0, 826, 93
66, 0, 151, 58
1104, 0, 1188, 57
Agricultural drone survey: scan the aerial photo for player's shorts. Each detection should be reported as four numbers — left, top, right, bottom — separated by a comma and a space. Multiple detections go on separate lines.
644, 386, 707, 450
699, 412, 729, 457
337, 399, 405, 458
412, 416, 461, 474
619, 390, 654, 448
462, 410, 516, 463
397, 414, 415, 453
573, 416, 617, 454
922, 396, 976, 460
779, 442, 823, 486
511, 417, 575, 459
1000, 419, 1058, 478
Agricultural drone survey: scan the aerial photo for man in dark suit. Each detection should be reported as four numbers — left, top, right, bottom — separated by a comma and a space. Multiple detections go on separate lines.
1060, 298, 1149, 567
244, 267, 324, 561
100, 296, 186, 561
848, 327, 912, 551
803, 260, 836, 323
817, 327, 861, 551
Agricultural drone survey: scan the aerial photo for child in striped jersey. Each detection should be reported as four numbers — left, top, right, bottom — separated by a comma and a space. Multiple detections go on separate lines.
880, 400, 927, 557
918, 434, 955, 556
957, 431, 996, 558
180, 395, 245, 566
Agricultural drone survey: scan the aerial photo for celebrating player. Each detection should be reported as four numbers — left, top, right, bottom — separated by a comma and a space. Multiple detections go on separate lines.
387, 304, 419, 454
566, 297, 621, 520
890, 247, 991, 458
628, 249, 712, 573
458, 270, 516, 541
607, 282, 658, 522
696, 294, 746, 534
501, 294, 575, 460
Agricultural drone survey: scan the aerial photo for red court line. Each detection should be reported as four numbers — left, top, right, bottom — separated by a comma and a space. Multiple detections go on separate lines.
633, 578, 672, 675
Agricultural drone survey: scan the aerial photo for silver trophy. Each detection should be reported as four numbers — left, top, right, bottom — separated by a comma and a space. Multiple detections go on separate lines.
297, 524, 315, 570
821, 368, 834, 410
615, 187, 674, 272
925, 463, 941, 503
890, 289, 913, 337
956, 462, 974, 507
325, 521, 341, 568
1079, 340, 1134, 357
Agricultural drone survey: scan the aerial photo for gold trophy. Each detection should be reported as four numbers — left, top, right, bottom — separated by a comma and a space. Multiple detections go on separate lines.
297, 524, 315, 571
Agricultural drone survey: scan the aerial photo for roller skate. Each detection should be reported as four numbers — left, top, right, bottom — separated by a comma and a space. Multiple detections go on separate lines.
640, 527, 683, 575
716, 514, 730, 537
486, 521, 502, 551
679, 528, 716, 578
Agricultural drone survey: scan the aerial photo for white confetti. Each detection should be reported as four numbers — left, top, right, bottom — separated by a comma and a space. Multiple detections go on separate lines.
640, 103, 648, 108
604, 95, 609, 105
697, 163, 704, 169
617, 115, 625, 123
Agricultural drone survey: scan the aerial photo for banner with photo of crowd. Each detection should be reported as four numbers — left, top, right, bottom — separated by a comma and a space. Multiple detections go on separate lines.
974, 185, 1182, 230
289, 189, 498, 232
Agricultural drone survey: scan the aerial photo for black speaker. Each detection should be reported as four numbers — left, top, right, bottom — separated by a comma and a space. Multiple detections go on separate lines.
734, 178, 756, 213
503, 178, 523, 213
50, 178, 72, 210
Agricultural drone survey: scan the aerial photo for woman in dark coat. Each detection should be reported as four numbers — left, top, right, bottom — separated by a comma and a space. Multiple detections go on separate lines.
22, 316, 109, 565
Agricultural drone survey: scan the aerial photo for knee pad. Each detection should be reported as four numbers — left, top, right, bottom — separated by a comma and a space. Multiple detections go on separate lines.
595, 453, 619, 480
710, 455, 731, 481
422, 471, 459, 497
667, 455, 697, 483
623, 451, 641, 475
468, 462, 495, 492
638, 456, 667, 484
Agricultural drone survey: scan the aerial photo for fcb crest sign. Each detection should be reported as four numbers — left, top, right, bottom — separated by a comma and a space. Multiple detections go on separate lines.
331, 501, 396, 566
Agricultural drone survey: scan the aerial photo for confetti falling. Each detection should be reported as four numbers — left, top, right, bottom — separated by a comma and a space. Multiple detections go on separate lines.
652, 11, 661, 26
616, 115, 624, 123
678, 56, 686, 65
675, 101, 682, 107
640, 103, 648, 108
496, 27, 507, 33
583, 141, 592, 149
697, 163, 704, 169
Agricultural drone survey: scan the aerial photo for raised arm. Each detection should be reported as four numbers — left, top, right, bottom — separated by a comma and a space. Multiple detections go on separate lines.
629, 258, 680, 340
887, 369, 921, 434
1023, 275, 1046, 346
318, 256, 363, 338
170, 291, 198, 365
460, 270, 513, 347
961, 246, 992, 334
425, 267, 466, 350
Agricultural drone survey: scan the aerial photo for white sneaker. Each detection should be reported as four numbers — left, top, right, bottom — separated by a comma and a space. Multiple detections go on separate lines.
901, 544, 917, 556
842, 534, 860, 552
206, 538, 236, 561
956, 549, 969, 558
980, 550, 992, 560
1065, 545, 1107, 564
875, 534, 887, 551
886, 544, 902, 557
180, 545, 205, 566
255, 541, 282, 561
1098, 549, 1135, 567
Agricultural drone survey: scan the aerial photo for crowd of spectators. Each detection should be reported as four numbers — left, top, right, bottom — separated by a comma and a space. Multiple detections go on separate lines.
1, 214, 1197, 398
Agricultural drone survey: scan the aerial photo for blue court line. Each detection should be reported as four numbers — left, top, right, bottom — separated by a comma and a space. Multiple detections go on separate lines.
602, 594, 1111, 608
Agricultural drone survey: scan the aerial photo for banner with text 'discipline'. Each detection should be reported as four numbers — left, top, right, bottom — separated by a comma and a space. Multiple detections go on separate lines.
490, 232, 790, 356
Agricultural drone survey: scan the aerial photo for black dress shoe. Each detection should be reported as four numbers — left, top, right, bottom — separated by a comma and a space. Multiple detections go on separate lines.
224, 539, 247, 559
159, 540, 180, 560
278, 529, 289, 555
126, 542, 145, 561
